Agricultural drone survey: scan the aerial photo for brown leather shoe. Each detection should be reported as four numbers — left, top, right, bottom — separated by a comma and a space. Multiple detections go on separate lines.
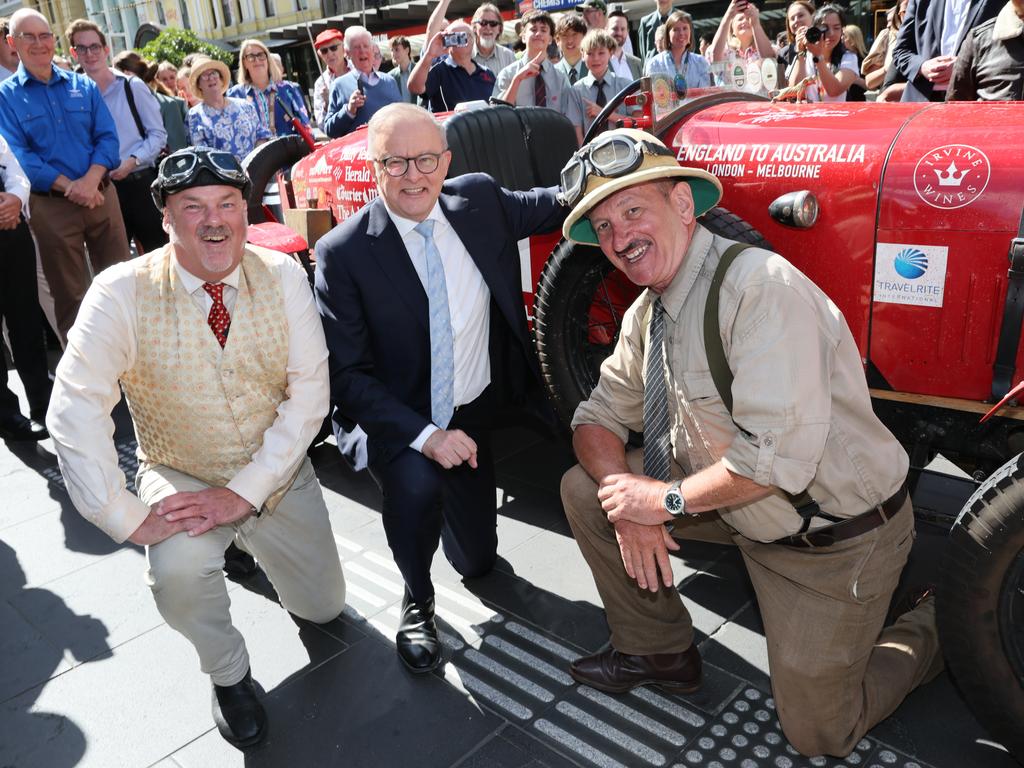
569, 645, 702, 694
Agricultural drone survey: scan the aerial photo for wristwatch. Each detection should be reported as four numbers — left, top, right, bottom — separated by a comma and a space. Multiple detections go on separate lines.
812, 56, 820, 64
663, 480, 686, 518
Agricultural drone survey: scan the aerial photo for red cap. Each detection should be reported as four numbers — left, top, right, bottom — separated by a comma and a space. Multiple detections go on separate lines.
314, 28, 344, 49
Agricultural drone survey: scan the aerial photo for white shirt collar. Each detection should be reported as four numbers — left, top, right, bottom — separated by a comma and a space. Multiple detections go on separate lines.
173, 254, 242, 295
381, 199, 447, 240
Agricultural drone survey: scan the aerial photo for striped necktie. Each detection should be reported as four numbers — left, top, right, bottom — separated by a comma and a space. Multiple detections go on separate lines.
414, 220, 455, 428
643, 298, 671, 482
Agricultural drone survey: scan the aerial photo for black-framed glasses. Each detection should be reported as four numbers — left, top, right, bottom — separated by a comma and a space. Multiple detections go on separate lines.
319, 43, 341, 53
73, 43, 104, 56
559, 134, 676, 208
14, 32, 55, 44
375, 152, 446, 177
476, 19, 502, 28
243, 51, 268, 62
158, 148, 247, 188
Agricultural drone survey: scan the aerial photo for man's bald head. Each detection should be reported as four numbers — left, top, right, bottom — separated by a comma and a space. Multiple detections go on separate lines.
367, 102, 447, 158
9, 8, 49, 36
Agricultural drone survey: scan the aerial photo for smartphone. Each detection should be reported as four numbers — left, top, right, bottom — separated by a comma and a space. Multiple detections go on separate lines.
443, 31, 469, 48
356, 79, 364, 94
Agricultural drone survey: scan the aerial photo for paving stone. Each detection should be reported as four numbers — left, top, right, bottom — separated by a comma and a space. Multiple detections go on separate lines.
455, 723, 582, 768
173, 637, 505, 768
497, 526, 606, 606
677, 553, 756, 641
0, 625, 213, 768
0, 465, 65, 530
7, 548, 160, 666
0, 599, 72, 703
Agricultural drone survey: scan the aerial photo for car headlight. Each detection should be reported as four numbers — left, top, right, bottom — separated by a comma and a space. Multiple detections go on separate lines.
769, 190, 819, 228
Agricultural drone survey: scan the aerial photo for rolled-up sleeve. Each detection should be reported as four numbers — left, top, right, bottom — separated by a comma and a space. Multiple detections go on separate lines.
571, 297, 648, 442
719, 274, 838, 494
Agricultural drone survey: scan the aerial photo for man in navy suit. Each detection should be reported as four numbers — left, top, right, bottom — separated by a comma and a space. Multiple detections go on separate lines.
888, 0, 1003, 100
314, 103, 565, 673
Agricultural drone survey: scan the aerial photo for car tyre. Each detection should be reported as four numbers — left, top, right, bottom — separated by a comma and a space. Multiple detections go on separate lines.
938, 452, 1024, 762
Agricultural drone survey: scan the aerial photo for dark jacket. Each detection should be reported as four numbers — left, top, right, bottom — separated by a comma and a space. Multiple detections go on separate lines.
947, 7, 1024, 100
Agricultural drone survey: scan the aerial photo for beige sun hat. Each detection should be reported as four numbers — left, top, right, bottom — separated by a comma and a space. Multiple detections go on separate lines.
189, 56, 231, 97
562, 128, 723, 246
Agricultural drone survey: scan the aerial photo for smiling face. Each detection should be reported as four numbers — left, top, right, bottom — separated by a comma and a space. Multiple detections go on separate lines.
608, 16, 628, 48
668, 18, 691, 52
71, 28, 107, 75
786, 3, 812, 36
369, 108, 451, 222
524, 19, 553, 56
156, 64, 177, 91
474, 10, 503, 49
241, 44, 269, 83
584, 45, 610, 78
164, 185, 248, 281
197, 69, 223, 99
9, 12, 54, 78
589, 180, 696, 294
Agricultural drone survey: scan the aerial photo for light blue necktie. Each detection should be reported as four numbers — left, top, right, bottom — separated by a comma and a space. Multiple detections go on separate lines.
414, 219, 455, 429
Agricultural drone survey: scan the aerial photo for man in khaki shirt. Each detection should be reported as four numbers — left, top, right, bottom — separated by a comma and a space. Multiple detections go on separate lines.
557, 128, 941, 758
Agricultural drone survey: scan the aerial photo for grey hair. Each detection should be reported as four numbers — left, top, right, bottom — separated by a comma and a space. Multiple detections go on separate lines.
367, 103, 448, 158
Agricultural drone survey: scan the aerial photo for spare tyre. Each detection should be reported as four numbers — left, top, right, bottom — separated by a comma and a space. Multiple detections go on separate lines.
533, 207, 772, 427
938, 453, 1024, 762
242, 135, 312, 224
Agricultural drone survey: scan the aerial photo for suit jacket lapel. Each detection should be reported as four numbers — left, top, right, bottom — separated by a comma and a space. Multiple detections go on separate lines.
366, 198, 428, 331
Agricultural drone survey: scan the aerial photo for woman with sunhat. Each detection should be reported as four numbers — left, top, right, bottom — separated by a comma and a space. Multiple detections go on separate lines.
228, 39, 311, 139
186, 56, 270, 161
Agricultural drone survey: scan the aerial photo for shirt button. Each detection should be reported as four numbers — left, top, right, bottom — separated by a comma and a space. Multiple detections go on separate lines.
763, 435, 774, 448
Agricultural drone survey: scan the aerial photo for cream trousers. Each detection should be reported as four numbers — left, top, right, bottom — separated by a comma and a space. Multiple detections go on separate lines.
139, 458, 346, 686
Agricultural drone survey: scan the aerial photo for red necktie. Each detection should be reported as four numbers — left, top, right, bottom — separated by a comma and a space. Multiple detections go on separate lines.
203, 282, 231, 347
534, 72, 547, 106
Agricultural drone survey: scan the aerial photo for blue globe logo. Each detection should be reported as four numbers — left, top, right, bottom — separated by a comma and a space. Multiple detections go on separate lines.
894, 248, 928, 279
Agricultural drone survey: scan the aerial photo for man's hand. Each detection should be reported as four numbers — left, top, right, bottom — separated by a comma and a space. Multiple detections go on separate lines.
63, 176, 96, 206
109, 156, 138, 181
877, 82, 906, 102
425, 30, 448, 61
127, 509, 205, 546
514, 51, 546, 84
422, 428, 478, 469
599, 472, 670, 526
0, 192, 21, 230
920, 55, 956, 83
347, 87, 367, 116
613, 519, 679, 592
582, 98, 602, 119
155, 487, 257, 536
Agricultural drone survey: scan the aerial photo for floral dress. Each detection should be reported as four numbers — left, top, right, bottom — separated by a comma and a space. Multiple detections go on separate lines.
187, 97, 271, 161
226, 81, 311, 137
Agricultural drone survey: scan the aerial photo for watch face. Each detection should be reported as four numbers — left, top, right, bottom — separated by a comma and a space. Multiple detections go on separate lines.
665, 491, 683, 514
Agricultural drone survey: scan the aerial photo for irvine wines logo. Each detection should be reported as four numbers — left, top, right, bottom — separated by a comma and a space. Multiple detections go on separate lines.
913, 144, 990, 210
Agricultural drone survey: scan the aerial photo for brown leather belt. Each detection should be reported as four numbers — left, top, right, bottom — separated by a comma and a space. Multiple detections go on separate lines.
775, 484, 909, 549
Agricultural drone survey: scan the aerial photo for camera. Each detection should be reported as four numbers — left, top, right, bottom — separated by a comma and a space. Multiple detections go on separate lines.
443, 31, 469, 48
804, 25, 828, 44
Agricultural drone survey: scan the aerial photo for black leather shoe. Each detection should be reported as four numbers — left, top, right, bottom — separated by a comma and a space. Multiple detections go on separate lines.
211, 668, 267, 748
223, 542, 259, 580
0, 414, 48, 442
570, 644, 702, 694
396, 591, 442, 673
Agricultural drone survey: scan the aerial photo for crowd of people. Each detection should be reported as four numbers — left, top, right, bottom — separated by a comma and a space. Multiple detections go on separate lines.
0, 0, 1020, 759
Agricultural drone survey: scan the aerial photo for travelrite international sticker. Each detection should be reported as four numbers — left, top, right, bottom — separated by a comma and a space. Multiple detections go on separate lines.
874, 243, 948, 307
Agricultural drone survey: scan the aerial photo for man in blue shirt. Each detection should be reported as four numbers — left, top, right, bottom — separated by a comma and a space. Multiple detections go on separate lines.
0, 9, 129, 344
408, 21, 496, 112
324, 25, 401, 137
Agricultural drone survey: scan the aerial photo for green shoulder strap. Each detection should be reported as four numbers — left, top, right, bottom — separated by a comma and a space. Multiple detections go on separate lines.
702, 242, 826, 525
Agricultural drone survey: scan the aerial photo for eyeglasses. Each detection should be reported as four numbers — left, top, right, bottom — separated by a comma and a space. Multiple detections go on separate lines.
198, 70, 222, 81
14, 31, 55, 44
73, 43, 104, 56
475, 19, 502, 28
559, 134, 676, 208
375, 152, 446, 177
243, 51, 268, 62
319, 43, 341, 53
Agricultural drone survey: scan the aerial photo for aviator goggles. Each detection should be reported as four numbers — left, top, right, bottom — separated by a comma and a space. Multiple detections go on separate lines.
558, 133, 677, 209
151, 147, 252, 209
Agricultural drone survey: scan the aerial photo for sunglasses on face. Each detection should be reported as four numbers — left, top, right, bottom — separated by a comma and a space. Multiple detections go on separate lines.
476, 19, 502, 28
319, 43, 341, 53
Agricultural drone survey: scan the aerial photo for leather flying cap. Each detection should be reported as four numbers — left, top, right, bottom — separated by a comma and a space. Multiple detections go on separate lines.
151, 146, 252, 210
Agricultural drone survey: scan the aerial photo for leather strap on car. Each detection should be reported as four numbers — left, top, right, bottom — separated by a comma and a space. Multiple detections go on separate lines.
991, 206, 1024, 402
703, 242, 836, 532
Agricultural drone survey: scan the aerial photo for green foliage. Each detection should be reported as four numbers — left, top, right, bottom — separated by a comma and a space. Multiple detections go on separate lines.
139, 28, 234, 68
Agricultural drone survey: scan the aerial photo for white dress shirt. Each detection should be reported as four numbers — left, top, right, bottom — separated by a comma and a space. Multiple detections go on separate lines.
382, 199, 492, 451
0, 133, 31, 218
609, 50, 634, 80
47, 249, 330, 543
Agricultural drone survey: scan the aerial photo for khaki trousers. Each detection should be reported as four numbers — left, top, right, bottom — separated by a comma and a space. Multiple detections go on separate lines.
561, 449, 943, 757
28, 188, 131, 344
139, 458, 346, 686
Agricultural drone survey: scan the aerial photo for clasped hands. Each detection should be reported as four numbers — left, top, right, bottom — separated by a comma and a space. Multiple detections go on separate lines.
599, 473, 679, 593
0, 192, 21, 230
128, 487, 256, 546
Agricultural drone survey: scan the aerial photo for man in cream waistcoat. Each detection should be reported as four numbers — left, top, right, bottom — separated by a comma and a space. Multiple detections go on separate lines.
46, 147, 346, 749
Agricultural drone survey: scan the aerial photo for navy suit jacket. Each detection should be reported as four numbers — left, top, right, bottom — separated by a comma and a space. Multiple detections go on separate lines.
314, 173, 565, 468
888, 0, 1003, 101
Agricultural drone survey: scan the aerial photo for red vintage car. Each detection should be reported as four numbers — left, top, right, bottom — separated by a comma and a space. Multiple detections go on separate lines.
243, 83, 1024, 759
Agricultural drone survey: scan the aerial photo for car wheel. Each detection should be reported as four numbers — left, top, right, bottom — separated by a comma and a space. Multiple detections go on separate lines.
533, 207, 771, 428
938, 452, 1024, 762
